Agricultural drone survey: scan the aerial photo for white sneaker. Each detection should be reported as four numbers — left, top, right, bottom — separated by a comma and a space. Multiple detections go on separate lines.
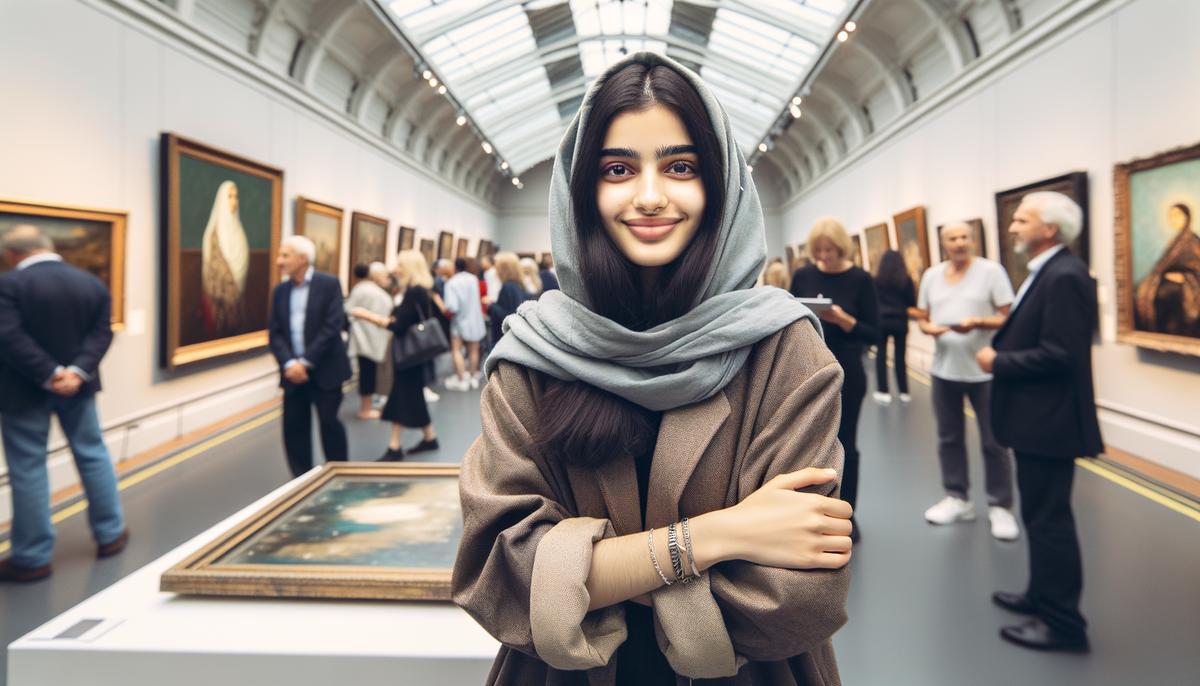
989, 507, 1020, 541
924, 496, 976, 525
444, 376, 469, 392
423, 387, 440, 402
872, 392, 892, 405
898, 393, 912, 403
468, 375, 480, 390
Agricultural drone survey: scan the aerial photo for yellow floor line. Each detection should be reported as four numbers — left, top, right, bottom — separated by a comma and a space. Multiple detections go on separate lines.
0, 409, 281, 557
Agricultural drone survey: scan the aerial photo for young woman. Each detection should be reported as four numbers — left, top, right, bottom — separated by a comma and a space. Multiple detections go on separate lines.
350, 249, 439, 460
453, 53, 851, 685
486, 251, 529, 343
872, 250, 915, 404
789, 218, 880, 542
763, 260, 790, 290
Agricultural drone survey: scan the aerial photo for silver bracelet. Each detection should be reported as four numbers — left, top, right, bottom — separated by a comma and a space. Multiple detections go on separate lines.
681, 517, 700, 579
647, 528, 672, 586
667, 523, 686, 583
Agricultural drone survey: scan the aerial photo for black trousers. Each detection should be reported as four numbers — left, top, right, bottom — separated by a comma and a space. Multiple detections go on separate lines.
357, 356, 378, 396
282, 383, 348, 478
1014, 451, 1087, 637
833, 348, 866, 510
875, 325, 909, 394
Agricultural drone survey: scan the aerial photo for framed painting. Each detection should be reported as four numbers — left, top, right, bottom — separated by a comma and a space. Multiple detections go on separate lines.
418, 238, 435, 267
517, 252, 537, 261
850, 234, 864, 268
995, 172, 1089, 290
1114, 142, 1200, 356
476, 239, 493, 259
456, 237, 470, 260
0, 198, 127, 330
160, 133, 282, 370
437, 231, 454, 260
399, 226, 416, 251
349, 211, 389, 287
893, 206, 931, 292
785, 244, 795, 269
161, 463, 462, 601
295, 197, 343, 278
936, 218, 987, 261
863, 223, 891, 274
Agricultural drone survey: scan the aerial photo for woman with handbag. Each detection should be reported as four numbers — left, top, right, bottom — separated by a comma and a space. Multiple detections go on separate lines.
351, 249, 443, 461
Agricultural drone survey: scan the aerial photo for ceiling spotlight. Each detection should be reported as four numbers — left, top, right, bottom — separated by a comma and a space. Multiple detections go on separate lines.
790, 105, 802, 119
456, 115, 467, 126
758, 142, 768, 153
481, 141, 493, 154
846, 21, 857, 32
792, 96, 802, 106
511, 177, 521, 186
421, 69, 432, 80
837, 30, 849, 42
437, 85, 447, 95
500, 161, 509, 170
429, 77, 439, 87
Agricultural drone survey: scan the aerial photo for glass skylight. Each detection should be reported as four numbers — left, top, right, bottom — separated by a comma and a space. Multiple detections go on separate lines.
383, 0, 850, 175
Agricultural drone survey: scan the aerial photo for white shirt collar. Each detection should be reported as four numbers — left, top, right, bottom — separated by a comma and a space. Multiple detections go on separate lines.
16, 252, 63, 270
1025, 243, 1065, 275
294, 265, 315, 286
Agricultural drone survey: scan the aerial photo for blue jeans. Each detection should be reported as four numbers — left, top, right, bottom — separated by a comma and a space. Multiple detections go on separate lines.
2, 393, 125, 568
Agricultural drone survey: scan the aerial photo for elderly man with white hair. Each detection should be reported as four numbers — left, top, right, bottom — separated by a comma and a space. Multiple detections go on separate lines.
268, 235, 351, 477
345, 262, 394, 419
916, 221, 1017, 540
977, 191, 1102, 653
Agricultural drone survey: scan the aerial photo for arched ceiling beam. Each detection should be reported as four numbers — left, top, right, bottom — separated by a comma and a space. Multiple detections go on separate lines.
430, 118, 476, 173
843, 30, 911, 115
291, 0, 359, 91
769, 133, 806, 193
811, 80, 867, 146
480, 76, 589, 134
995, 0, 1021, 35
410, 0, 522, 44
400, 90, 451, 151
383, 79, 439, 142
794, 105, 842, 162
438, 125, 482, 176
909, 0, 969, 72
412, 107, 457, 162
349, 47, 407, 123
248, 0, 287, 58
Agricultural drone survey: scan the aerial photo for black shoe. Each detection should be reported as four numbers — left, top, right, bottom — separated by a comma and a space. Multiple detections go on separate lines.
379, 447, 405, 462
1000, 618, 1090, 653
97, 528, 130, 559
0, 558, 53, 583
992, 591, 1037, 615
407, 438, 440, 455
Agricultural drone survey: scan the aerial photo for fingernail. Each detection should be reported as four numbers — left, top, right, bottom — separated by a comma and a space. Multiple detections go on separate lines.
825, 469, 837, 475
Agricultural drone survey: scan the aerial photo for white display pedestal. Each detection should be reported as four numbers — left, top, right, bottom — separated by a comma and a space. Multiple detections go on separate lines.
7, 476, 500, 686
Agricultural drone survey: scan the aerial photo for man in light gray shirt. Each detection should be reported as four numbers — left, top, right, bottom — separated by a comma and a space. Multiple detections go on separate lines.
917, 222, 1018, 540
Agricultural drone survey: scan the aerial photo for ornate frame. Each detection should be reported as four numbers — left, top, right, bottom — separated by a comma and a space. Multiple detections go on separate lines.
437, 230, 455, 260
399, 226, 416, 251
295, 196, 344, 278
349, 211, 389, 287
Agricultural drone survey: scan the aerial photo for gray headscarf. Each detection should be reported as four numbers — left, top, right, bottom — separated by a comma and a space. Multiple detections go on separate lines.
485, 52, 818, 412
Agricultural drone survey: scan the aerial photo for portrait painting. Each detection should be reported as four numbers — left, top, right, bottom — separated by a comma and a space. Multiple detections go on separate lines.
850, 234, 864, 268
0, 198, 127, 330
995, 172, 1089, 290
399, 226, 416, 251
160, 133, 281, 370
476, 239, 493, 259
349, 211, 388, 287
456, 237, 470, 260
437, 231, 454, 260
863, 223, 891, 274
1114, 142, 1200, 356
419, 238, 435, 267
893, 206, 931, 292
785, 245, 796, 270
937, 219, 987, 262
295, 197, 343, 278
161, 463, 462, 601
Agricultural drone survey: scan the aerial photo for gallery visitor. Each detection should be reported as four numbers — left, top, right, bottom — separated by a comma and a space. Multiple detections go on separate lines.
444, 257, 485, 391
453, 53, 852, 684
344, 262, 393, 420
872, 249, 915, 404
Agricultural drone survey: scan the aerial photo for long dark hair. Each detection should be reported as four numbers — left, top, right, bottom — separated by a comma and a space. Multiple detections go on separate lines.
874, 250, 910, 292
531, 60, 726, 468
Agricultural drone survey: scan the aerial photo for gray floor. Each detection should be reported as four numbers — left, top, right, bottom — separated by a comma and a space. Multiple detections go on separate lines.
2, 366, 1198, 685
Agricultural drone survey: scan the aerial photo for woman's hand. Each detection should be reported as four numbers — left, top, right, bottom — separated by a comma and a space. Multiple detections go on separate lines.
918, 320, 950, 337
818, 305, 857, 333
694, 468, 852, 571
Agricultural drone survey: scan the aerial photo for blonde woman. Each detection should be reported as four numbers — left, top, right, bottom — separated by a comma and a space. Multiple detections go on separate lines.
762, 260, 789, 289
351, 249, 439, 460
789, 216, 879, 540
488, 252, 530, 342
519, 256, 543, 297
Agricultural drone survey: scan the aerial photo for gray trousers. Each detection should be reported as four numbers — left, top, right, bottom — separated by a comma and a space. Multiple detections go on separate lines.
932, 377, 1014, 508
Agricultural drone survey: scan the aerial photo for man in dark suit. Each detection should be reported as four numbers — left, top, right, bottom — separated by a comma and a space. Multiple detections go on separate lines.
977, 191, 1102, 653
268, 235, 351, 477
0, 225, 128, 583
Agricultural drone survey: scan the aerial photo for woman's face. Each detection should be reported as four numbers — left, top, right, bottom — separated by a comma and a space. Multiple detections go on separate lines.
810, 237, 843, 269
1168, 205, 1188, 231
227, 184, 239, 213
595, 104, 706, 268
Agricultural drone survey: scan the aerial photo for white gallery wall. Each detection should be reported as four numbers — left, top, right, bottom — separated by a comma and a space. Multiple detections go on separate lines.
780, 0, 1200, 478
0, 0, 498, 520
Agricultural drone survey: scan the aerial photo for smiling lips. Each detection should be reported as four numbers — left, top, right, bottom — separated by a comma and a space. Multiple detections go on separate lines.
623, 217, 683, 242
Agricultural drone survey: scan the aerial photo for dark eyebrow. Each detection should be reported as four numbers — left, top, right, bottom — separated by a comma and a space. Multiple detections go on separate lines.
598, 145, 699, 160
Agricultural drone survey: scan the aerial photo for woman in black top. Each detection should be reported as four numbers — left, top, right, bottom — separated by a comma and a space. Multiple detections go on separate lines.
872, 250, 915, 403
789, 217, 879, 540
351, 249, 440, 461
487, 252, 530, 343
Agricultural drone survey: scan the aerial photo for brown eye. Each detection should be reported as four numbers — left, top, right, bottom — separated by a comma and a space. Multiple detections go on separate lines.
603, 163, 631, 178
667, 161, 696, 176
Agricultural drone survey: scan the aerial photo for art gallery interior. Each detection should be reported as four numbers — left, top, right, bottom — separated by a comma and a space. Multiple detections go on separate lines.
0, 0, 1197, 684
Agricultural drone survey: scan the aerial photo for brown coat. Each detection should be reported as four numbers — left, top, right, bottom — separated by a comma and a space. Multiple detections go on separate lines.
452, 320, 849, 685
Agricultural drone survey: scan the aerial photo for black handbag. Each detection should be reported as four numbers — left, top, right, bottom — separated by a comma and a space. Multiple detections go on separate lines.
391, 292, 449, 370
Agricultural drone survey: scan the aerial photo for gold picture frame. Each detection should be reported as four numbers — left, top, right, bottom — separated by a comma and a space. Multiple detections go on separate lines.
893, 206, 931, 292
437, 230, 454, 260
1114, 142, 1200, 356
160, 133, 283, 370
456, 237, 470, 260
863, 223, 891, 274
349, 211, 389, 287
295, 197, 344, 278
0, 198, 127, 331
419, 238, 436, 267
399, 226, 416, 251
161, 463, 462, 601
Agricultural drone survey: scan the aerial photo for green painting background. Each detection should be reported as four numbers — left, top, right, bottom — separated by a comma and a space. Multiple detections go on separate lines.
179, 154, 272, 250
1129, 157, 1200, 284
